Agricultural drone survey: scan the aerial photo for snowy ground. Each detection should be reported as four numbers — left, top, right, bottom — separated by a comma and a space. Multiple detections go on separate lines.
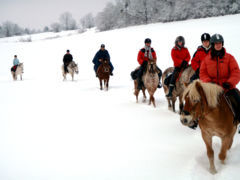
0, 14, 240, 180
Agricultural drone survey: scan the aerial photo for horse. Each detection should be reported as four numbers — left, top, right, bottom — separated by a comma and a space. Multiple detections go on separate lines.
133, 69, 147, 103
162, 66, 194, 113
62, 61, 79, 81
97, 59, 110, 91
11, 63, 24, 81
141, 59, 159, 107
180, 80, 238, 174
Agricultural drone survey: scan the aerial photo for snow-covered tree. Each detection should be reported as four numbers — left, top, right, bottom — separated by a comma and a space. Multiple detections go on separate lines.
50, 22, 62, 32
59, 12, 77, 30
80, 13, 95, 30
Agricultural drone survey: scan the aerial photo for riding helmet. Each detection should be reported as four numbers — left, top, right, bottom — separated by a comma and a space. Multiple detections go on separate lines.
201, 33, 211, 42
144, 38, 151, 44
101, 44, 105, 48
175, 36, 185, 46
210, 34, 224, 45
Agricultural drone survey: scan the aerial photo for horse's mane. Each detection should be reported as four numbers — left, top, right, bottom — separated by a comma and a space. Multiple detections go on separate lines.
183, 80, 223, 108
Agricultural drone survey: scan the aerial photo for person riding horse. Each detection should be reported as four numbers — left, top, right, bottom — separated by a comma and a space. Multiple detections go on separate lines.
190, 33, 211, 82
11, 55, 20, 72
200, 33, 240, 124
166, 36, 191, 98
92, 44, 114, 77
134, 38, 162, 90
63, 50, 73, 73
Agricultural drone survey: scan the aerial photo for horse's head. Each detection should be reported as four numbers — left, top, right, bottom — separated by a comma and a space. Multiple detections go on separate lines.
102, 59, 110, 73
71, 61, 79, 74
147, 59, 157, 74
18, 63, 24, 72
180, 80, 223, 129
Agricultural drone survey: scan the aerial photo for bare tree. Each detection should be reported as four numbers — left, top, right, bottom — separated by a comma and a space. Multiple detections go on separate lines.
80, 13, 95, 30
50, 22, 62, 32
59, 12, 77, 30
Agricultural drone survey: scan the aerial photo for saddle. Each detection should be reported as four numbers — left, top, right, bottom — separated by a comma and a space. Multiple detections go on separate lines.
11, 65, 18, 72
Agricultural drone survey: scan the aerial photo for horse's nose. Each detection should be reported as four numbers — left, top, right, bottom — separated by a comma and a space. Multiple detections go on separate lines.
181, 118, 188, 124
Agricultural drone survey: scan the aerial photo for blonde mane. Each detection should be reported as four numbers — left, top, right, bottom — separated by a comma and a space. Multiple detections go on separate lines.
183, 80, 223, 108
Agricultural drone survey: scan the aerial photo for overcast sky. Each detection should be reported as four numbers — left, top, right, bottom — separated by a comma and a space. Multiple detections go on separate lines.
0, 0, 113, 29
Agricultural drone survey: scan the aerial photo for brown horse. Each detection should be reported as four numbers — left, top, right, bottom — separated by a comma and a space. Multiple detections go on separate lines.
180, 80, 238, 174
142, 59, 159, 107
162, 66, 194, 113
97, 59, 110, 90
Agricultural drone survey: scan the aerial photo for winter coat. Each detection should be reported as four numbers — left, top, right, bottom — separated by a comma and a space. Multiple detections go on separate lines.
92, 50, 110, 65
200, 48, 240, 89
63, 54, 73, 64
191, 46, 210, 71
171, 46, 191, 68
13, 58, 20, 66
137, 48, 157, 65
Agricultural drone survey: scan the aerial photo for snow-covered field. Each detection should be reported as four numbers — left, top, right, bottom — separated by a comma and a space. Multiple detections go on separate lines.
1, 14, 240, 180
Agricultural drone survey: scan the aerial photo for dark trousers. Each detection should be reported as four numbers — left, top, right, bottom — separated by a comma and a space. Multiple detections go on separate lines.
64, 62, 69, 73
11, 65, 18, 72
190, 69, 200, 83
169, 67, 181, 86
225, 88, 240, 123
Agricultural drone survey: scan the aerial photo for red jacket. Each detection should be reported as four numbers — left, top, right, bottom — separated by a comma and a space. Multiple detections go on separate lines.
137, 48, 157, 65
171, 46, 191, 67
200, 48, 240, 89
191, 46, 210, 71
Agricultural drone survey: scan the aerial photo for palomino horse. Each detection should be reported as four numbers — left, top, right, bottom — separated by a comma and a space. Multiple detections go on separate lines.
180, 80, 238, 174
142, 59, 159, 107
11, 63, 24, 81
162, 66, 194, 113
97, 59, 110, 90
62, 61, 79, 81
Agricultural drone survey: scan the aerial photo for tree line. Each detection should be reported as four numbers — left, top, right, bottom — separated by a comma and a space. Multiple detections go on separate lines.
95, 0, 240, 31
1, 0, 240, 38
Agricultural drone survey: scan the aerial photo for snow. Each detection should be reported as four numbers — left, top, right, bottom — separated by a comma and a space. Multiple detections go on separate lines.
1, 14, 240, 180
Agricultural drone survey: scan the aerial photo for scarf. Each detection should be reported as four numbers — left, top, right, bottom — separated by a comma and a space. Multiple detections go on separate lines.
144, 45, 153, 60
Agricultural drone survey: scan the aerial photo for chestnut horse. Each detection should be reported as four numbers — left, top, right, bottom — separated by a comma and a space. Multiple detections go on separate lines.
97, 59, 110, 90
180, 80, 238, 174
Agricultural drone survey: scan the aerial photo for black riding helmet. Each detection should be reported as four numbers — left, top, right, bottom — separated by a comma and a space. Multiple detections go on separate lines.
210, 34, 224, 45
145, 38, 151, 44
201, 33, 211, 42
175, 36, 185, 47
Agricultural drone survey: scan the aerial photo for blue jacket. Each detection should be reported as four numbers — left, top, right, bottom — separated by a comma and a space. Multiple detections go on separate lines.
13, 58, 20, 66
92, 50, 110, 65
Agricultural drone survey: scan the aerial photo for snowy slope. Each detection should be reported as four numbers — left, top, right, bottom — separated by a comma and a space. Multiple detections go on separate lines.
0, 14, 240, 180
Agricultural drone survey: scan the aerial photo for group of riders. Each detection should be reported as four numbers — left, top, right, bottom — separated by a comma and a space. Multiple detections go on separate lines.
10, 33, 240, 123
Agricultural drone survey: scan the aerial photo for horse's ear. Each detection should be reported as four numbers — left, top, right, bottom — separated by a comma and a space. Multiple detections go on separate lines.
184, 82, 190, 88
195, 81, 208, 107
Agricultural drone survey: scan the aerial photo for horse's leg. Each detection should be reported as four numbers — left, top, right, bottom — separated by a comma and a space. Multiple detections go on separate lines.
172, 97, 176, 113
152, 95, 156, 107
71, 73, 74, 81
20, 74, 22, 81
201, 132, 217, 174
219, 135, 234, 164
179, 95, 183, 114
135, 89, 140, 103
106, 78, 109, 91
99, 78, 103, 90
142, 88, 147, 102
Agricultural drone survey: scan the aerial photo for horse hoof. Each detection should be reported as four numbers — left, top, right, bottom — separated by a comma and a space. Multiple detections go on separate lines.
221, 160, 225, 165
210, 168, 217, 175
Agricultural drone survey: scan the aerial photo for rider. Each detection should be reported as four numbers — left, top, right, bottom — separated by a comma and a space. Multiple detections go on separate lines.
200, 34, 240, 123
92, 44, 114, 77
11, 55, 20, 72
166, 36, 191, 97
190, 33, 211, 82
63, 50, 73, 73
136, 38, 162, 90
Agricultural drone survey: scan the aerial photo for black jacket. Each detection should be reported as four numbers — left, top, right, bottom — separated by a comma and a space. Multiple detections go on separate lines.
63, 54, 73, 64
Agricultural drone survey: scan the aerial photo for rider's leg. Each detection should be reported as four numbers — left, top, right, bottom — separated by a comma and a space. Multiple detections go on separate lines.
157, 66, 162, 88
109, 61, 114, 75
225, 88, 240, 124
94, 64, 99, 77
166, 67, 180, 97
190, 68, 200, 83
137, 61, 148, 90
